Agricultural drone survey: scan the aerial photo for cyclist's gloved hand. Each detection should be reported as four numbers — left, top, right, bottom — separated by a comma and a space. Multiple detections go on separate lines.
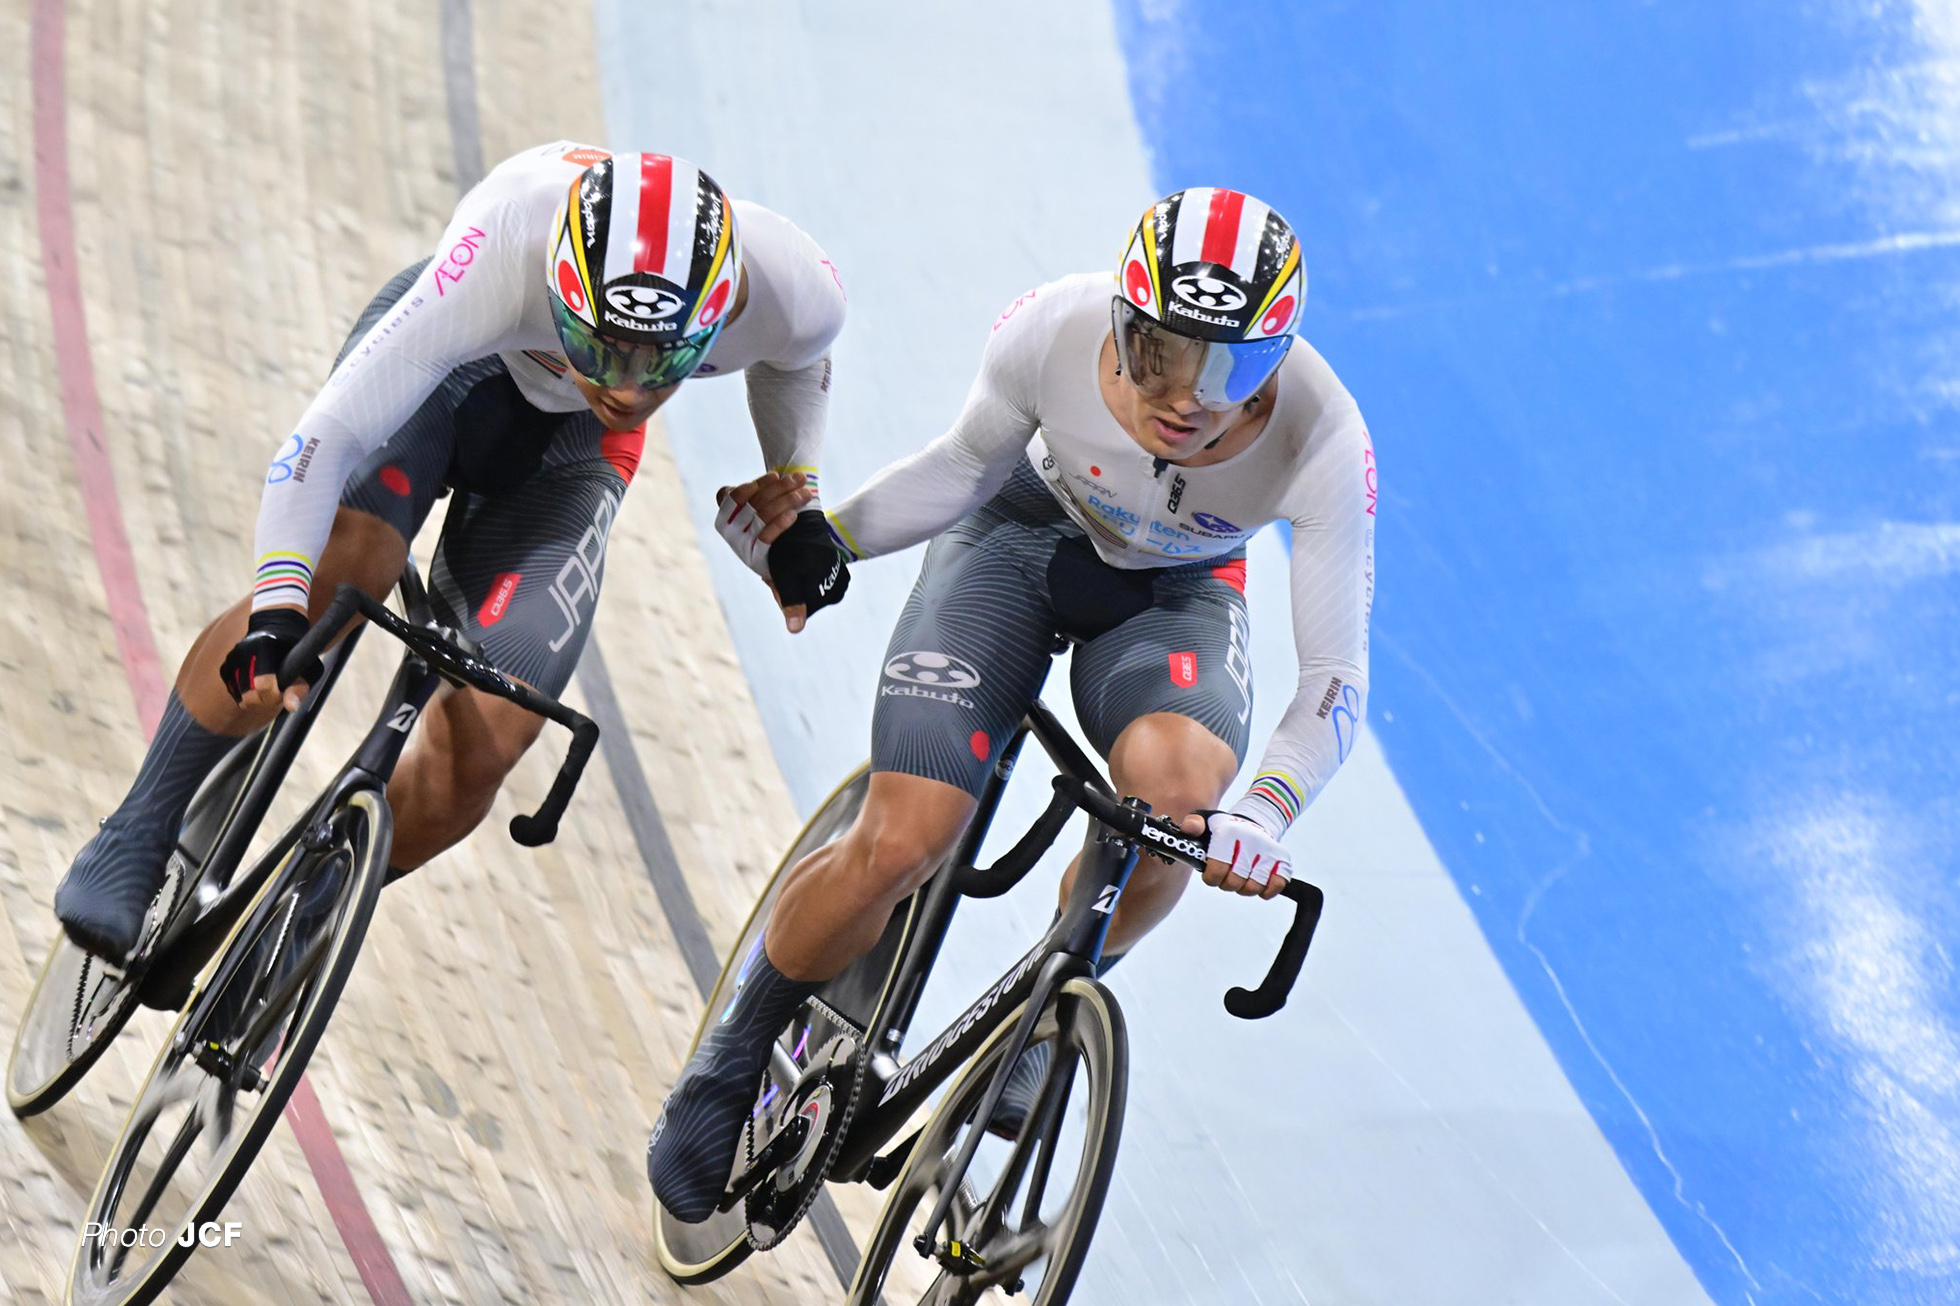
714, 472, 814, 579
1192, 810, 1292, 898
767, 508, 853, 633
219, 607, 319, 710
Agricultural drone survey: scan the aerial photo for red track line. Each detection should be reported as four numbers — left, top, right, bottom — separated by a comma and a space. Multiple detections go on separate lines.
30, 3, 412, 1302
28, 0, 163, 735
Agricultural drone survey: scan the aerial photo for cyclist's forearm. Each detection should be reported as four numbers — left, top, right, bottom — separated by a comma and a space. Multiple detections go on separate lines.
248, 423, 372, 612
746, 357, 831, 506
823, 433, 1009, 561
1231, 660, 1367, 837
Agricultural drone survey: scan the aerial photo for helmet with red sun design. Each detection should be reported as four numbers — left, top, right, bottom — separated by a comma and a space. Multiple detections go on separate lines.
1112, 188, 1305, 411
546, 152, 740, 391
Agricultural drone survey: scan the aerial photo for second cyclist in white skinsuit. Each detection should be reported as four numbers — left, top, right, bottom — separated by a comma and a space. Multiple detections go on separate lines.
652, 187, 1374, 1224
52, 142, 851, 965
820, 269, 1375, 839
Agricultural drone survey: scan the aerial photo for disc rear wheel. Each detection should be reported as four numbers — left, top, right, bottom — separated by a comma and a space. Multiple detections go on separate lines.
654, 766, 874, 1284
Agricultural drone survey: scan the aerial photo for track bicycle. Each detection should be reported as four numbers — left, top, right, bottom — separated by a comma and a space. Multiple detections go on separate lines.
14, 572, 598, 1306
653, 666, 1322, 1305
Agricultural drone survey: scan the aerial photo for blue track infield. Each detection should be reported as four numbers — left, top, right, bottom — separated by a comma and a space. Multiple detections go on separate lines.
1111, 2, 1960, 1302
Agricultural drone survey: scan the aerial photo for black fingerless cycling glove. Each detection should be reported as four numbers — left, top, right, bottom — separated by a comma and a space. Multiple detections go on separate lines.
218, 608, 316, 703
767, 509, 852, 617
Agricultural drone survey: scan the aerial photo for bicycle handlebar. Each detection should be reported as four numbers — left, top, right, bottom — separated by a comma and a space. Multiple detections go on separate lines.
954, 784, 1078, 898
1052, 776, 1323, 1021
280, 582, 600, 847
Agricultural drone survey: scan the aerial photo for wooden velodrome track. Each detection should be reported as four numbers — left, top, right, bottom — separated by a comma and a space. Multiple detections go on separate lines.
0, 1, 929, 1302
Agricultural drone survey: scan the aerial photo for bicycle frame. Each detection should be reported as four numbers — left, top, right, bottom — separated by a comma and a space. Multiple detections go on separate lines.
827, 700, 1137, 1186
143, 570, 597, 1011
135, 608, 375, 1010
177, 619, 451, 1041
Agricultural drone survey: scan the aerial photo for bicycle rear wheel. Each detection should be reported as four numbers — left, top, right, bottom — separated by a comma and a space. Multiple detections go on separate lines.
654, 765, 876, 1284
66, 789, 389, 1306
848, 977, 1128, 1306
8, 727, 271, 1118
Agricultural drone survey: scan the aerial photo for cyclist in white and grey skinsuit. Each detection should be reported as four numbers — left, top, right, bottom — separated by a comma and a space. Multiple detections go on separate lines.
651, 187, 1374, 1223
53, 142, 850, 965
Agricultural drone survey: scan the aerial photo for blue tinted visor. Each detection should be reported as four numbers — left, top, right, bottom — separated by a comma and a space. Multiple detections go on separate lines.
1112, 297, 1292, 411
551, 295, 720, 391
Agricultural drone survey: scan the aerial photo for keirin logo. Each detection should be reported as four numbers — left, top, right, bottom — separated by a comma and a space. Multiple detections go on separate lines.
1171, 274, 1247, 312
883, 651, 981, 690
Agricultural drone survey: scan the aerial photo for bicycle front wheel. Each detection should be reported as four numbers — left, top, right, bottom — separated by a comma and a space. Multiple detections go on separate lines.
848, 977, 1128, 1306
67, 788, 389, 1306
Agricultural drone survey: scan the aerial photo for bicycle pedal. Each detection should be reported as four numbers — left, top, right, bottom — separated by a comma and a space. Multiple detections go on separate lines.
916, 1235, 988, 1276
192, 1040, 264, 1092
721, 1113, 809, 1212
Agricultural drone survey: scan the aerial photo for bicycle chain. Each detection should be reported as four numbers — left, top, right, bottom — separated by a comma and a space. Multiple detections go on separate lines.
67, 952, 92, 1061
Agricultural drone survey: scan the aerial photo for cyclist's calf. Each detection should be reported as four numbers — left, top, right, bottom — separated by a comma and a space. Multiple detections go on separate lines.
766, 772, 974, 981
386, 688, 547, 871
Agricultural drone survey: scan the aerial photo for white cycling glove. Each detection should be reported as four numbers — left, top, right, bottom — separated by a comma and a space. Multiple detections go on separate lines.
1203, 812, 1292, 887
714, 491, 773, 579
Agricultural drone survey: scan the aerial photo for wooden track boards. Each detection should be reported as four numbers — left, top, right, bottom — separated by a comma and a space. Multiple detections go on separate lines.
0, 1, 903, 1301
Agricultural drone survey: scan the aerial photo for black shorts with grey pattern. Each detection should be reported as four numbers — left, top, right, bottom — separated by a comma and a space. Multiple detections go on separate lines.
871, 458, 1253, 795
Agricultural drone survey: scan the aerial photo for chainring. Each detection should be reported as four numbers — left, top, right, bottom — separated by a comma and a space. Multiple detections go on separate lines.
742, 1001, 867, 1251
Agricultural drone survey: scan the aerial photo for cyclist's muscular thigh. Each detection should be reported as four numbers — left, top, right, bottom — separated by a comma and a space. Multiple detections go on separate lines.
765, 771, 974, 982
385, 684, 546, 871
176, 507, 409, 732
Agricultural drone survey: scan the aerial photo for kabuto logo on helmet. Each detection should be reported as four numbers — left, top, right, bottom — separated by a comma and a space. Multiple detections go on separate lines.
603, 283, 686, 332
1172, 273, 1247, 313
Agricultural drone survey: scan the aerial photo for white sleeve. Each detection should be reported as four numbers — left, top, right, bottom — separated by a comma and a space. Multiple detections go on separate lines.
1228, 420, 1377, 838
741, 219, 847, 503
824, 291, 1046, 561
746, 357, 834, 507
248, 195, 530, 612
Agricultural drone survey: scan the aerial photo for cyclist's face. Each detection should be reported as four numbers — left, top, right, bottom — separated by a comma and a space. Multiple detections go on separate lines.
1102, 333, 1237, 458
573, 372, 680, 430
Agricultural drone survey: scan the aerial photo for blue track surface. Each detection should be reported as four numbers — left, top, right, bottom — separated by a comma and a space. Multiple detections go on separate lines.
1112, 3, 1960, 1302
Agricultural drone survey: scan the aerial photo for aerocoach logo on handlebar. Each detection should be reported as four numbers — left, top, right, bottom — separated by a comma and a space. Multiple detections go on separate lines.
1137, 820, 1206, 863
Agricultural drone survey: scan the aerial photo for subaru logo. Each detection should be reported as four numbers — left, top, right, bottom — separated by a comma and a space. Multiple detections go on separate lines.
1171, 274, 1247, 313
604, 283, 685, 322
1191, 511, 1241, 534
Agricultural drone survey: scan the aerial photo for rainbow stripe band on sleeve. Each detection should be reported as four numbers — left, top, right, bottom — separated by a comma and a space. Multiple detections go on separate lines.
253, 553, 314, 609
1245, 772, 1305, 827
772, 464, 820, 496
824, 510, 863, 562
